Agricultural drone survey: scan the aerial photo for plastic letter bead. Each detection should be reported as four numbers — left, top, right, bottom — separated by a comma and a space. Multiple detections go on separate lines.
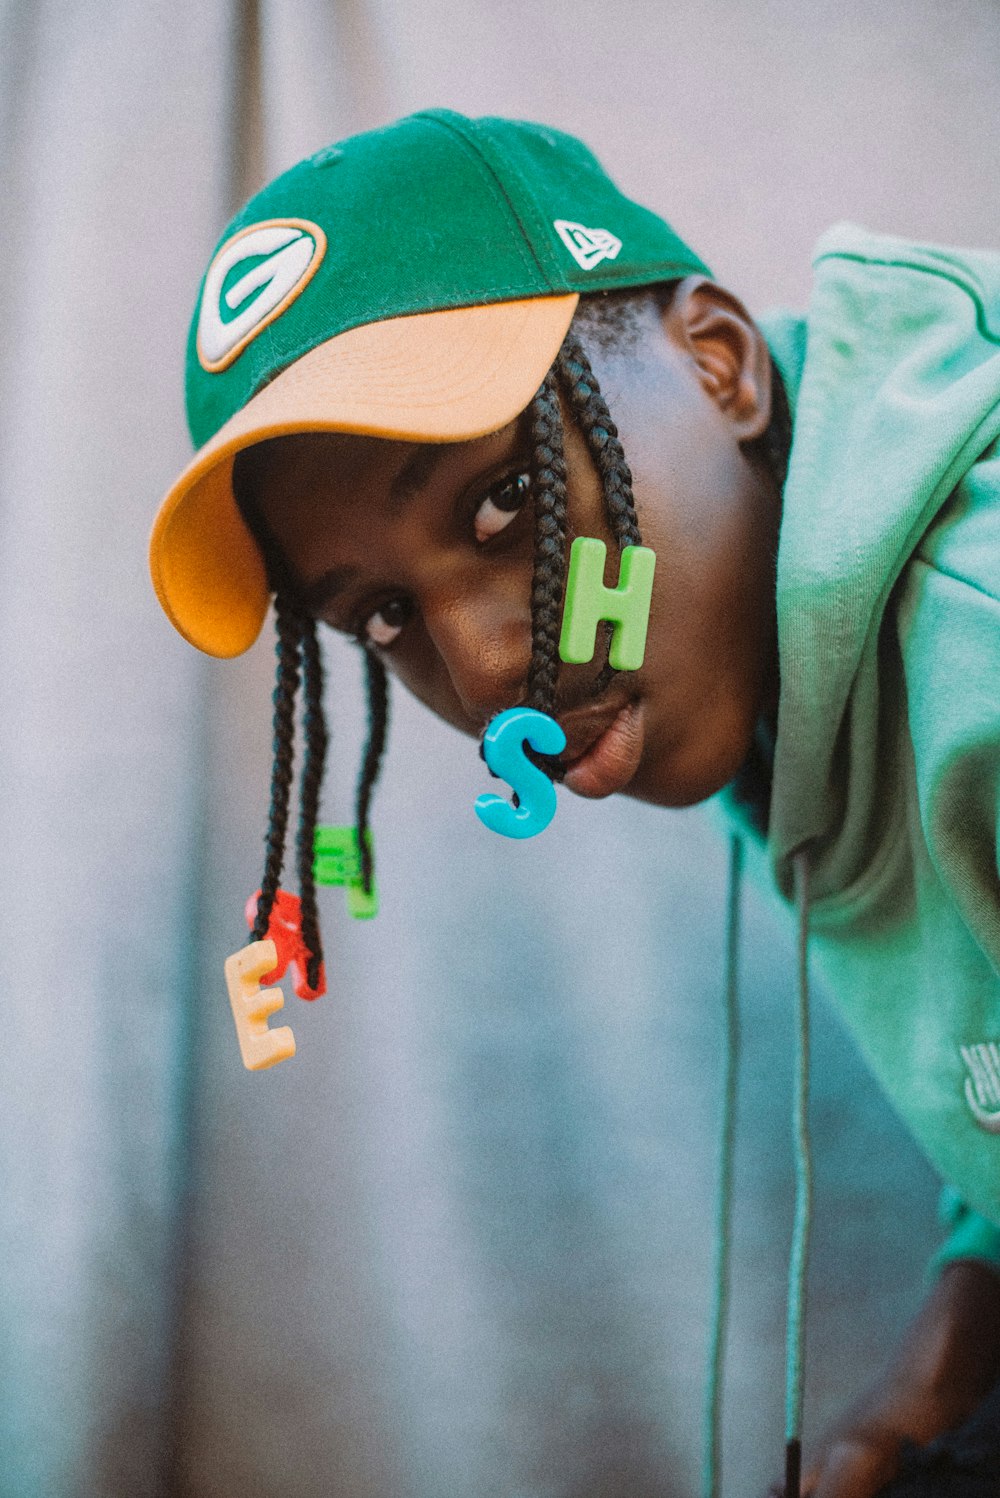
224, 939, 296, 1071
243, 888, 326, 1000
314, 826, 378, 918
475, 706, 567, 839
558, 537, 656, 671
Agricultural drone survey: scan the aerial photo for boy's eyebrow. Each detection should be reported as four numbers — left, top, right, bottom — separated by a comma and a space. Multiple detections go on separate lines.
295, 439, 465, 610
297, 563, 359, 612
388, 441, 457, 510
389, 423, 531, 512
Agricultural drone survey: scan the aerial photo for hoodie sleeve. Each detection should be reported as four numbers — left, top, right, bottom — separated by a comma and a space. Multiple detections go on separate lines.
893, 436, 1000, 1232
896, 435, 1000, 982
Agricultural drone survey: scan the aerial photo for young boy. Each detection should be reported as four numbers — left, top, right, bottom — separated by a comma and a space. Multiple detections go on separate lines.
149, 110, 1000, 1496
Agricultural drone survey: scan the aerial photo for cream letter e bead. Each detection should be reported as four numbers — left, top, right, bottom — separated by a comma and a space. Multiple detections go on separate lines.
224, 939, 296, 1071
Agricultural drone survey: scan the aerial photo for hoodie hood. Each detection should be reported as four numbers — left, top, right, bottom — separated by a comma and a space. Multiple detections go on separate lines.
760, 223, 1000, 900
735, 224, 1000, 1238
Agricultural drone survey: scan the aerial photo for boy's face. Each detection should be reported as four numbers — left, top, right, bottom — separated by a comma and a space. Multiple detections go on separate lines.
247, 279, 781, 808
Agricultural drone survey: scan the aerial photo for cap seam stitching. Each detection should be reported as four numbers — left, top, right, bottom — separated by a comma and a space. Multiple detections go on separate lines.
422, 113, 559, 292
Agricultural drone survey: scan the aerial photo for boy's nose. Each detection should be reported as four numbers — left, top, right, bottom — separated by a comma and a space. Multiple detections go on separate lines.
423, 592, 531, 726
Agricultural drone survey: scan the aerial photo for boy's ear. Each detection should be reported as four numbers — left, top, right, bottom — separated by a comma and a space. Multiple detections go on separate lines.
664, 276, 772, 441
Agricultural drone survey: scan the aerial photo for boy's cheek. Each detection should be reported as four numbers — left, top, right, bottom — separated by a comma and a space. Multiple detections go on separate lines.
386, 641, 485, 741
627, 687, 758, 809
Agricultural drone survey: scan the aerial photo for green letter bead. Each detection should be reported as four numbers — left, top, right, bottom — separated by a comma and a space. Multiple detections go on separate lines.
558, 538, 656, 671
344, 878, 378, 920
313, 825, 360, 883
313, 826, 378, 919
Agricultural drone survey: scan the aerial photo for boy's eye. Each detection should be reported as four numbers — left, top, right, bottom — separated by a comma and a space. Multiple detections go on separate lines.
473, 471, 531, 544
363, 596, 412, 648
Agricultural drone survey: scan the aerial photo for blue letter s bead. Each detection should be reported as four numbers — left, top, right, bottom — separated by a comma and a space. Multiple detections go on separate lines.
474, 707, 567, 839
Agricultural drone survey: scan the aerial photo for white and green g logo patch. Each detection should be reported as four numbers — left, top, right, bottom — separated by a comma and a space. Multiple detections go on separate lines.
196, 218, 327, 372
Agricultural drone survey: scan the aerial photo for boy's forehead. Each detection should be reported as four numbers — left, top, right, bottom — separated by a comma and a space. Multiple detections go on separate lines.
247, 421, 523, 504
247, 428, 423, 498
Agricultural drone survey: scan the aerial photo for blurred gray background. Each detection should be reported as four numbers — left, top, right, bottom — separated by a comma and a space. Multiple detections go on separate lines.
1, 1, 998, 1495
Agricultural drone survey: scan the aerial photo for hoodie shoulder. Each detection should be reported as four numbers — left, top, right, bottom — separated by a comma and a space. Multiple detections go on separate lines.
768, 222, 1000, 882
812, 223, 1000, 340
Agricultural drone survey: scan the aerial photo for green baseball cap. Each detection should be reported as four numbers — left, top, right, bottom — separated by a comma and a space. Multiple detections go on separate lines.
150, 108, 711, 658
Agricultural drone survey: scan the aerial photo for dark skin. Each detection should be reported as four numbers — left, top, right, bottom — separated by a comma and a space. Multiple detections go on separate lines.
788, 1262, 1000, 1498
243, 278, 1000, 1496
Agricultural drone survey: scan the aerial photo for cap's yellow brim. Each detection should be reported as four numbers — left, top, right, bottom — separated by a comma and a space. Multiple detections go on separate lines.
150, 293, 579, 658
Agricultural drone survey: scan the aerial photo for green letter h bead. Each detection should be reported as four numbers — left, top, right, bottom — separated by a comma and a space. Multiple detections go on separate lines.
558, 538, 656, 671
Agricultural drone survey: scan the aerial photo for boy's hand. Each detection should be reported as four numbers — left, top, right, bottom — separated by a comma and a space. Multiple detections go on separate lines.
766, 1260, 1000, 1498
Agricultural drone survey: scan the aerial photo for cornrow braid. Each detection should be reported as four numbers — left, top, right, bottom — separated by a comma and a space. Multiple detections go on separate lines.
556, 333, 643, 550
296, 614, 328, 991
524, 372, 569, 717
355, 648, 389, 895
552, 334, 645, 699
500, 335, 645, 747
252, 594, 302, 942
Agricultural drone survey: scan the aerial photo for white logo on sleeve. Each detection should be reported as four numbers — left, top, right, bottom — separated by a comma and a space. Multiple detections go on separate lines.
961, 1043, 1000, 1132
197, 218, 327, 372
553, 219, 623, 272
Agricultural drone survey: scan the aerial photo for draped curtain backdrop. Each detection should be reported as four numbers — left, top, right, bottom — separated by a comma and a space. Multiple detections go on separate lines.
1, 2, 998, 1495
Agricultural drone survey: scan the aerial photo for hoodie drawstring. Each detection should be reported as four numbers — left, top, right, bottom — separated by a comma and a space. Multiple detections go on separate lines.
701, 841, 813, 1498
784, 850, 813, 1498
702, 833, 743, 1498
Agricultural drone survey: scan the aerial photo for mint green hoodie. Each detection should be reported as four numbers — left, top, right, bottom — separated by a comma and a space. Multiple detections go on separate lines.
732, 224, 1000, 1266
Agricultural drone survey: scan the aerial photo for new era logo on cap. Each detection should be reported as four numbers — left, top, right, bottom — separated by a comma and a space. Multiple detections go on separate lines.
553, 219, 623, 271
197, 218, 327, 372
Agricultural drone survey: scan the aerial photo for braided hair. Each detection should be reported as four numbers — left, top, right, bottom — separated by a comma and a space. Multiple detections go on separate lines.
558, 331, 642, 549
355, 648, 389, 896
524, 371, 569, 716
250, 594, 302, 944
246, 596, 331, 989
295, 612, 328, 990
512, 326, 648, 749
231, 466, 389, 984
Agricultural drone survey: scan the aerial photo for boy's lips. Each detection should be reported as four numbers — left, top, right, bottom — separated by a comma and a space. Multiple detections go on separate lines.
560, 699, 645, 799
